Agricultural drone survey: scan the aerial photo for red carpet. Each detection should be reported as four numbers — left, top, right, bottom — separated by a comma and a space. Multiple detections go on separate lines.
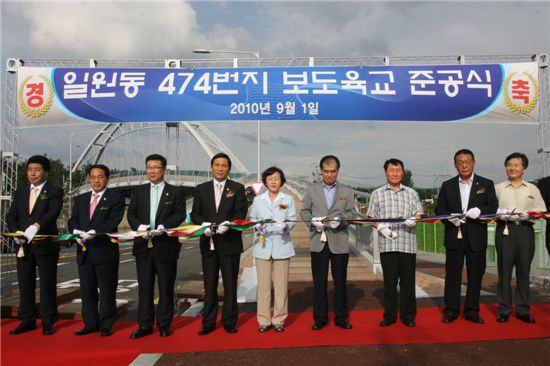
2, 304, 550, 366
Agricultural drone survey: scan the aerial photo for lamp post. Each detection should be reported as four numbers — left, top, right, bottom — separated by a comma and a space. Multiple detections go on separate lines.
69, 133, 74, 209
193, 48, 261, 181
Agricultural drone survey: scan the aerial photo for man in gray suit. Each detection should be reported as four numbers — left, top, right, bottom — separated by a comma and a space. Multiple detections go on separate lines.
301, 155, 357, 330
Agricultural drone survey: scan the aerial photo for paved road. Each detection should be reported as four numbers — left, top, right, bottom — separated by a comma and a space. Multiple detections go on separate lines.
1, 232, 254, 321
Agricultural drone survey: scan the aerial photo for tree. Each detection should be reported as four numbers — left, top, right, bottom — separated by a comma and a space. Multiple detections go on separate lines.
403, 169, 414, 188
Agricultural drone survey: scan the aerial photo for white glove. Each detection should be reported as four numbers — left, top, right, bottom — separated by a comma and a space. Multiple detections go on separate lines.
499, 214, 511, 221
274, 221, 287, 234
254, 223, 265, 235
519, 211, 530, 221
404, 217, 416, 228
149, 225, 165, 238
311, 217, 325, 232
448, 217, 465, 227
327, 218, 340, 229
377, 223, 395, 240
14, 231, 26, 245
80, 229, 96, 241
201, 222, 214, 237
465, 207, 481, 219
217, 221, 230, 235
137, 224, 150, 232
24, 225, 38, 242
496, 208, 511, 221
73, 229, 85, 236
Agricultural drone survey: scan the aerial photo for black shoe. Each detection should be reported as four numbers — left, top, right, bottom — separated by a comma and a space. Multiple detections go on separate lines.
74, 326, 99, 336
42, 323, 55, 335
224, 326, 238, 334
159, 326, 173, 337
464, 314, 485, 324
403, 320, 416, 327
517, 314, 536, 324
198, 327, 215, 336
129, 326, 153, 339
497, 314, 509, 323
380, 319, 396, 327
273, 325, 285, 332
311, 321, 326, 330
258, 325, 271, 332
335, 321, 353, 329
100, 328, 113, 337
9, 322, 36, 335
442, 313, 458, 324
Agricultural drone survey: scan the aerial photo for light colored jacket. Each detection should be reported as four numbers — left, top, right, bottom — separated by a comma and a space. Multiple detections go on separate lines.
300, 182, 357, 254
250, 191, 296, 260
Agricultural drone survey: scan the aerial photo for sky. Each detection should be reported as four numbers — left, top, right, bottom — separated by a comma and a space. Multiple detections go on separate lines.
1, 0, 549, 187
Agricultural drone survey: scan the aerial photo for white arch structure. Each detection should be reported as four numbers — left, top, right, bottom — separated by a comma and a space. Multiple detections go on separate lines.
71, 122, 249, 175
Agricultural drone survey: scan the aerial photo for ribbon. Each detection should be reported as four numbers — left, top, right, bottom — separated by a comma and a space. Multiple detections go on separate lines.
3, 212, 549, 245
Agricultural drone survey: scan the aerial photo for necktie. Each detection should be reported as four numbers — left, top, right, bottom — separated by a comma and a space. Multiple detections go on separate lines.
89, 193, 100, 219
215, 183, 223, 211
150, 185, 158, 229
29, 187, 39, 213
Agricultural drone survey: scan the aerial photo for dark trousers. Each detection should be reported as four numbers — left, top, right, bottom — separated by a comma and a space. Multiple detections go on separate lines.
78, 259, 119, 329
311, 243, 349, 325
135, 250, 177, 329
16, 250, 59, 325
495, 223, 535, 316
201, 251, 241, 329
444, 236, 486, 317
380, 252, 417, 322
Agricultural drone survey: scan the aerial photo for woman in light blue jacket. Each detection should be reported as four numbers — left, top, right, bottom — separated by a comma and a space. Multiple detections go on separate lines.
250, 167, 296, 332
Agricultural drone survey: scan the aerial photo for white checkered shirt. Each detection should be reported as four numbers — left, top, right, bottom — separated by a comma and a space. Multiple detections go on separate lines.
366, 184, 424, 254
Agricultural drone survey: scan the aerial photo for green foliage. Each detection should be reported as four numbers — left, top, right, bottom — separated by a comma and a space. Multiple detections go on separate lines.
416, 222, 446, 253
402, 169, 414, 188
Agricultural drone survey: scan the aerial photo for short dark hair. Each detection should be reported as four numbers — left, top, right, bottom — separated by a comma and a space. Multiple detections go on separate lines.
320, 155, 340, 170
505, 152, 529, 168
211, 152, 232, 170
87, 164, 110, 178
261, 166, 286, 186
26, 155, 50, 172
384, 158, 404, 171
454, 149, 475, 162
146, 154, 167, 167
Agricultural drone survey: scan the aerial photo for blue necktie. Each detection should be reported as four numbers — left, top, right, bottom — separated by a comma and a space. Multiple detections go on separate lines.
150, 185, 158, 229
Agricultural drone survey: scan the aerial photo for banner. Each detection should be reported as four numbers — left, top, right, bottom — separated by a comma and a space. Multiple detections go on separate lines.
16, 62, 540, 126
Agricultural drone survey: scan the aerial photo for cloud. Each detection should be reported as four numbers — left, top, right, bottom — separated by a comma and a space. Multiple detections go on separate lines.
250, 1, 548, 57
2, 1, 256, 59
270, 135, 298, 147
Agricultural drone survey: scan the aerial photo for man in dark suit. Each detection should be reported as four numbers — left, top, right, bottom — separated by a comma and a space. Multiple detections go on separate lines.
68, 164, 125, 337
6, 155, 63, 335
191, 152, 248, 335
127, 154, 186, 338
435, 149, 498, 324
537, 176, 550, 256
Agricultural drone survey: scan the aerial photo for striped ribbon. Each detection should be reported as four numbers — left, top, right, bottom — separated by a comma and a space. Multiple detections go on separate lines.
2, 212, 548, 245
